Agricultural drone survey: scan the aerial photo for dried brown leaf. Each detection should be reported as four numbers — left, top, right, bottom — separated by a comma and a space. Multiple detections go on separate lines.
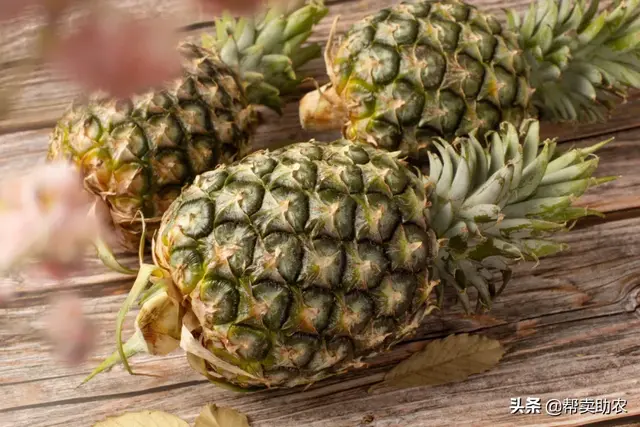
92, 410, 189, 427
195, 404, 250, 427
370, 333, 505, 392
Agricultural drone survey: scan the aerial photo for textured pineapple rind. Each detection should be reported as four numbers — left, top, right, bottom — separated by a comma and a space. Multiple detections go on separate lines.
328, 0, 535, 164
154, 139, 441, 388
47, 42, 257, 251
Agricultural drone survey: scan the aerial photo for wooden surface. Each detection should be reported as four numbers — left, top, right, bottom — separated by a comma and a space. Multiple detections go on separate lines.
2, 1, 640, 426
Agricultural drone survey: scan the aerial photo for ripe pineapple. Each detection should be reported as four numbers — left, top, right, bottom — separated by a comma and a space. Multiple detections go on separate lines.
85, 120, 613, 389
47, 0, 328, 252
299, 0, 640, 165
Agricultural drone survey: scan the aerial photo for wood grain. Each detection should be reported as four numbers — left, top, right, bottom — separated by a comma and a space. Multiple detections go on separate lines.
2, 0, 640, 426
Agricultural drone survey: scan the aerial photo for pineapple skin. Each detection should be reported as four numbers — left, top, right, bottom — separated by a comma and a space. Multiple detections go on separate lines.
47, 42, 257, 251
321, 0, 533, 164
153, 140, 440, 388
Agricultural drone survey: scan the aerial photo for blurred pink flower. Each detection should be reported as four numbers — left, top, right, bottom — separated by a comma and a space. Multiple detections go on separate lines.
195, 0, 269, 15
0, 161, 111, 279
50, 10, 182, 99
45, 292, 95, 366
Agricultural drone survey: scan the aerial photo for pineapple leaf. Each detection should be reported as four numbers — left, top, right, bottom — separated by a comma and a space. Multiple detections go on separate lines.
507, 0, 640, 122
427, 119, 613, 312
195, 404, 251, 427
369, 333, 505, 392
205, 0, 328, 111
94, 235, 136, 275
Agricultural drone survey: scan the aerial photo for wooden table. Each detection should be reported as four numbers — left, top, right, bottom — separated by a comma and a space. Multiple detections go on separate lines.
2, 0, 640, 426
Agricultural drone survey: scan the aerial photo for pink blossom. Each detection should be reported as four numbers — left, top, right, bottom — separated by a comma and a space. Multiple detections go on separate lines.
50, 10, 182, 99
195, 0, 269, 15
0, 161, 111, 279
44, 292, 95, 366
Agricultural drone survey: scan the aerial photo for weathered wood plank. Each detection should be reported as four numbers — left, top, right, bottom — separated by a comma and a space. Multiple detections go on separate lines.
1, 214, 640, 425
2, 306, 639, 426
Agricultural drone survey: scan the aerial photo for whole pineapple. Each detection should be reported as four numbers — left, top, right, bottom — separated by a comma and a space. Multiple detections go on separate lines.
48, 0, 328, 252
299, 0, 640, 165
85, 120, 613, 389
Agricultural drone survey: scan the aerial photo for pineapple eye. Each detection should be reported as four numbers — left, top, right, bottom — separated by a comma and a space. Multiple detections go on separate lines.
372, 274, 418, 317
297, 288, 335, 334
187, 137, 216, 174
197, 169, 229, 194
299, 239, 346, 289
387, 224, 430, 272
252, 281, 292, 330
147, 114, 184, 149
110, 122, 149, 161
227, 325, 271, 361
179, 102, 210, 134
173, 198, 215, 239
306, 337, 353, 371
435, 89, 466, 136
169, 248, 204, 294
415, 45, 446, 89
274, 334, 318, 368
254, 233, 303, 285
365, 119, 402, 151
327, 291, 375, 336
342, 241, 390, 291
456, 53, 484, 97
392, 79, 426, 126
199, 278, 240, 325
149, 92, 172, 112
370, 44, 400, 85
307, 190, 356, 240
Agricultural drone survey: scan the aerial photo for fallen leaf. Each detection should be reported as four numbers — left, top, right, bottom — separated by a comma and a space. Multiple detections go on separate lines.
369, 333, 505, 392
195, 404, 250, 427
92, 410, 189, 427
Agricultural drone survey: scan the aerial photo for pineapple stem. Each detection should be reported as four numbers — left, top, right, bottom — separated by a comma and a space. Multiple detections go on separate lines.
426, 119, 614, 312
202, 0, 329, 113
299, 83, 349, 131
507, 0, 640, 122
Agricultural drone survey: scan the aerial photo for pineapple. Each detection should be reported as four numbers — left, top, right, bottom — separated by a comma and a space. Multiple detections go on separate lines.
47, 0, 328, 252
299, 0, 640, 165
85, 120, 613, 389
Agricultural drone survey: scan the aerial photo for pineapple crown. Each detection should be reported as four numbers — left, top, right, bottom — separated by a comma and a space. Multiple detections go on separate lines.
507, 0, 640, 123
425, 119, 614, 312
202, 0, 329, 113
